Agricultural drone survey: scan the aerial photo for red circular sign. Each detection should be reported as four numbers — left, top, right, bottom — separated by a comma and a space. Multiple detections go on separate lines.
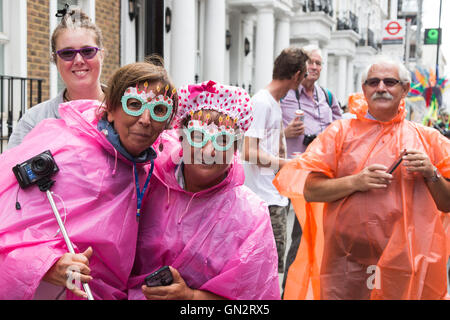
385, 21, 402, 35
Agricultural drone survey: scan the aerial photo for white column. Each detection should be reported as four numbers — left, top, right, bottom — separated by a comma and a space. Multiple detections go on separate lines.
320, 46, 328, 87
120, 0, 137, 66
229, 11, 242, 86
203, 0, 226, 82
171, 0, 196, 87
254, 6, 274, 92
224, 13, 230, 85
274, 17, 290, 57
337, 55, 347, 105
5, 0, 27, 125
49, 0, 58, 98
346, 59, 354, 97
242, 16, 254, 94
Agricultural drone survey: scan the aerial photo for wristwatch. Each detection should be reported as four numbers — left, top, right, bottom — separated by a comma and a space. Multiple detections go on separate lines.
425, 166, 441, 183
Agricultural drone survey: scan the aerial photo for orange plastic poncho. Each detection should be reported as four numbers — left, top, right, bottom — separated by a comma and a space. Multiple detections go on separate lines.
274, 93, 450, 300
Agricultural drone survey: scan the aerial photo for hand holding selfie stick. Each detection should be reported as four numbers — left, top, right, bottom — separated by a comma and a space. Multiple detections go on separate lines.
13, 151, 94, 300
44, 185, 94, 300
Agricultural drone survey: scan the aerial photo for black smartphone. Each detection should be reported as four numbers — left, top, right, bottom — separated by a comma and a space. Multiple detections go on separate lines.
387, 149, 407, 174
144, 266, 174, 287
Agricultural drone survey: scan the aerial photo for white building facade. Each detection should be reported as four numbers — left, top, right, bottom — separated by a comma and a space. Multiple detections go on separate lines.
163, 0, 391, 104
1, 0, 446, 109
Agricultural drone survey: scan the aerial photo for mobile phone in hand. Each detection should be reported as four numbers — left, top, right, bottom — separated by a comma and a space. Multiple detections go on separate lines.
144, 266, 174, 287
386, 149, 407, 174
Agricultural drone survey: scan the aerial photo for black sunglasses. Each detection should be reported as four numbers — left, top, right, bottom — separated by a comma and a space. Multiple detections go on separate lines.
364, 77, 401, 88
56, 47, 100, 61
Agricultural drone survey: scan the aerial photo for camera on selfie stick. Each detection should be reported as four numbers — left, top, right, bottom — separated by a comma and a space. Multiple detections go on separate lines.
13, 150, 94, 300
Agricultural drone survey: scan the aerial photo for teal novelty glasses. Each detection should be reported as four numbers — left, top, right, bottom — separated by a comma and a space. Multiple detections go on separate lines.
121, 95, 173, 122
183, 126, 239, 152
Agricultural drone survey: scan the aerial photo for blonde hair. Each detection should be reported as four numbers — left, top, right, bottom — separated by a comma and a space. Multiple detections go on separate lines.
51, 7, 104, 63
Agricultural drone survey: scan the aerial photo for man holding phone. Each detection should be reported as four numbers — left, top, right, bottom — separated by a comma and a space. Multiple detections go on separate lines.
275, 56, 450, 300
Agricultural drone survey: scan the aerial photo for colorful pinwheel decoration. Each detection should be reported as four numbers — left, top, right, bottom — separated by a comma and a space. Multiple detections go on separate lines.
408, 67, 450, 126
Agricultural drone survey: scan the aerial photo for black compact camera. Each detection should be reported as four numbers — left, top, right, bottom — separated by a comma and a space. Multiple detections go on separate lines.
144, 266, 174, 287
303, 134, 317, 147
13, 150, 59, 189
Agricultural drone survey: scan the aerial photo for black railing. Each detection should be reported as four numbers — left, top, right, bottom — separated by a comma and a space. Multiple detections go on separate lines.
337, 17, 349, 30
0, 75, 44, 152
367, 28, 376, 50
349, 11, 359, 34
303, 0, 333, 17
337, 10, 359, 34
357, 28, 378, 51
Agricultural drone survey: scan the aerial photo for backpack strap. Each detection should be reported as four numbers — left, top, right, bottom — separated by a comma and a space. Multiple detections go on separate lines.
320, 86, 333, 108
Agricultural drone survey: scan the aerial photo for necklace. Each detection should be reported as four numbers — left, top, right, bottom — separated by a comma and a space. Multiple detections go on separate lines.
63, 89, 71, 102
64, 88, 105, 102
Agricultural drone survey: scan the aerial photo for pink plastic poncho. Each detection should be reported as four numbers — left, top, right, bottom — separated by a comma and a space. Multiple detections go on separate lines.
274, 94, 450, 300
128, 131, 280, 300
0, 100, 153, 300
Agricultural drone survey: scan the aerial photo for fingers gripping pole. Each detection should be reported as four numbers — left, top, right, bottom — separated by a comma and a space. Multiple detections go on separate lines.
46, 190, 94, 300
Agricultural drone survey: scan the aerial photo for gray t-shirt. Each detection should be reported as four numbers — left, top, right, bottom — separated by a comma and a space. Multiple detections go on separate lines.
7, 90, 65, 149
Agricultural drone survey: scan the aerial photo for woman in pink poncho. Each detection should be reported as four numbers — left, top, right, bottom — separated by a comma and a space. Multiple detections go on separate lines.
128, 81, 280, 300
0, 61, 177, 299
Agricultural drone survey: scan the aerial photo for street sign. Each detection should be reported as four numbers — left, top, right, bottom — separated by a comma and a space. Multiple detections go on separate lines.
424, 28, 441, 45
382, 19, 405, 45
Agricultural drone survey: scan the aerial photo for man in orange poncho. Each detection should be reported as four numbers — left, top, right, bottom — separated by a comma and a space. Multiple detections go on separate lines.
274, 56, 450, 300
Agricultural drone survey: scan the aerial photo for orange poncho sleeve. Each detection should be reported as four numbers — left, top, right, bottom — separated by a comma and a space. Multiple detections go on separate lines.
273, 120, 346, 300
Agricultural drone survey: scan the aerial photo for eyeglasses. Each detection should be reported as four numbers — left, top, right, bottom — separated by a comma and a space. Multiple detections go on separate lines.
364, 78, 401, 87
307, 60, 322, 67
121, 96, 173, 122
183, 121, 240, 152
55, 47, 100, 61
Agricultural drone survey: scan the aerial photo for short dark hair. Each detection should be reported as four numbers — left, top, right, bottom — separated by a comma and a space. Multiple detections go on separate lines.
272, 47, 309, 80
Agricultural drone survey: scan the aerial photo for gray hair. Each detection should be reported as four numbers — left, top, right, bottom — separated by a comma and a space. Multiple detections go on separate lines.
302, 44, 322, 59
361, 55, 411, 85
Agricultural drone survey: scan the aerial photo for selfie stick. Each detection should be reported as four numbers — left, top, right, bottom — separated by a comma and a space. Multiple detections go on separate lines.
45, 188, 95, 300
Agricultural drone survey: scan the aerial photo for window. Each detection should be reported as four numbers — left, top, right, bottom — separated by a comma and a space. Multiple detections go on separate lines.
57, 0, 80, 14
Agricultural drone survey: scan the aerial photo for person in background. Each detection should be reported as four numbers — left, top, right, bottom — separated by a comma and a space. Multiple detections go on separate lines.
0, 60, 177, 299
281, 44, 342, 156
8, 7, 105, 149
243, 47, 309, 275
280, 45, 342, 294
275, 56, 450, 300
128, 80, 280, 300
341, 104, 357, 119
433, 110, 449, 139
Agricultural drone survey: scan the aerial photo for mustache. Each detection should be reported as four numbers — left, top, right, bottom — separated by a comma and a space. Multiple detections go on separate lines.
371, 92, 393, 100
